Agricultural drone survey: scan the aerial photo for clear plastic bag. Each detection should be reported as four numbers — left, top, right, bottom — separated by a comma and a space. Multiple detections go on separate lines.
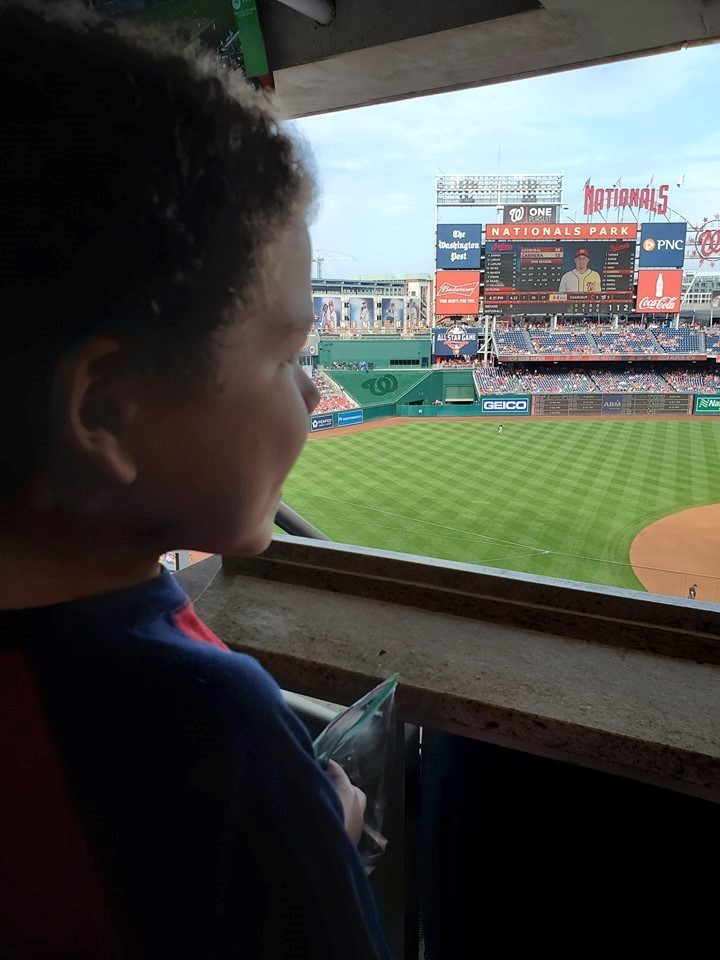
314, 673, 399, 872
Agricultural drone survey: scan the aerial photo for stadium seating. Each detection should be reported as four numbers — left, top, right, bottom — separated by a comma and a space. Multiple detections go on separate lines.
493, 330, 532, 355
662, 370, 720, 393
311, 369, 360, 413
527, 332, 596, 355
474, 367, 596, 394
705, 332, 720, 354
591, 327, 660, 354
473, 364, 720, 394
588, 368, 673, 392
653, 329, 703, 353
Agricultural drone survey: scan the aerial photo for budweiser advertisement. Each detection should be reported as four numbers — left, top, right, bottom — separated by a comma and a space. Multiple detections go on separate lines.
635, 269, 683, 314
435, 270, 480, 315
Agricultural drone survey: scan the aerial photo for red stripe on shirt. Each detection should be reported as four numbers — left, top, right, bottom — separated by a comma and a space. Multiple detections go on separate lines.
0, 651, 121, 959
173, 602, 229, 651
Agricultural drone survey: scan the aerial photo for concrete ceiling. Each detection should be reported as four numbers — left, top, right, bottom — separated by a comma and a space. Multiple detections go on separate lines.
264, 0, 720, 118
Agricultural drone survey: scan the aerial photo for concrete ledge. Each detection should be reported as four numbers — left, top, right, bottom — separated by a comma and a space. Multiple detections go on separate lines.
177, 540, 720, 803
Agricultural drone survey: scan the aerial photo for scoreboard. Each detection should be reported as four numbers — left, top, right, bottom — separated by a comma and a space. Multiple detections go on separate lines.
532, 394, 692, 417
533, 395, 602, 416
484, 238, 636, 314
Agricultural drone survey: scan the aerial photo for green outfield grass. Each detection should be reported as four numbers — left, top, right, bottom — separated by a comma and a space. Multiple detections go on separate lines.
281, 418, 720, 591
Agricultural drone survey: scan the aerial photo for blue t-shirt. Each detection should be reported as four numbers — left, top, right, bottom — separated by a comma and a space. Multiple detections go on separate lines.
0, 569, 390, 959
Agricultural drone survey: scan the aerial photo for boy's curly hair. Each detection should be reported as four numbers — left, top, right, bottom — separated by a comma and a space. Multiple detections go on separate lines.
1, 1, 314, 497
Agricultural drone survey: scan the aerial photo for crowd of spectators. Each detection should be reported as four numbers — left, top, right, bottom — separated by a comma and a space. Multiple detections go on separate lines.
662, 369, 720, 393
528, 332, 596, 355
587, 368, 674, 392
653, 329, 703, 353
329, 360, 374, 371
313, 394, 357, 413
494, 330, 532, 354
435, 356, 475, 367
493, 325, 718, 357
472, 364, 720, 395
589, 327, 659, 355
555, 319, 613, 331
310, 369, 359, 413
474, 367, 595, 394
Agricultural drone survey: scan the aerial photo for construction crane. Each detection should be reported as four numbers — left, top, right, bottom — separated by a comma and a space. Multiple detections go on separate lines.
311, 249, 356, 280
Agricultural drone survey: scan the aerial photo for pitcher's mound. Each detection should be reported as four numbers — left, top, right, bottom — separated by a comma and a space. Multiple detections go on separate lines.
630, 504, 720, 603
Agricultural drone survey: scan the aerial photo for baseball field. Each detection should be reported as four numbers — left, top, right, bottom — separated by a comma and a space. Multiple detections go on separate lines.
282, 417, 720, 599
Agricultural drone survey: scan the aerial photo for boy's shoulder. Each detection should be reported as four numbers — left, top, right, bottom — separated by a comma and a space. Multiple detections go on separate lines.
2, 570, 287, 718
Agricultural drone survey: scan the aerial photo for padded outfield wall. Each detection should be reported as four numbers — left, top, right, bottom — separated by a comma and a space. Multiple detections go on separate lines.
308, 370, 699, 431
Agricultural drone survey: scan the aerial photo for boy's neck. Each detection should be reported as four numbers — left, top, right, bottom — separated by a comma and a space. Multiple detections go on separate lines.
0, 514, 161, 609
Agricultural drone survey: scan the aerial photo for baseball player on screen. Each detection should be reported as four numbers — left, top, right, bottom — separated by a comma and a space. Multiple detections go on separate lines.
559, 247, 602, 293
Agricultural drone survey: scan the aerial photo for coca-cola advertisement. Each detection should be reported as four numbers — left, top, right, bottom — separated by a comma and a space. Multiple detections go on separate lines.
635, 269, 683, 314
435, 270, 481, 315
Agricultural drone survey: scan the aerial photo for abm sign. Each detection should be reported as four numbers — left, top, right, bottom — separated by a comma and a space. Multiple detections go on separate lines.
638, 222, 686, 268
480, 395, 530, 417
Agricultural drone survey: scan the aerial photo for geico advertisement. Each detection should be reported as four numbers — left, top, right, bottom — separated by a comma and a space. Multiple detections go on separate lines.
480, 395, 531, 416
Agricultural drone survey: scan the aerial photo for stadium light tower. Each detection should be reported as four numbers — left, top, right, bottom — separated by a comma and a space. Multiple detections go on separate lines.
312, 250, 356, 280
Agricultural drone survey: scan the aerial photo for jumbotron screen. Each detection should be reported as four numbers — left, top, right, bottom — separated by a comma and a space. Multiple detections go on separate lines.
484, 235, 636, 314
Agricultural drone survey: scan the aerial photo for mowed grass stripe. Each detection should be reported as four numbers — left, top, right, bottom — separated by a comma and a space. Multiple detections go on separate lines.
283, 419, 720, 589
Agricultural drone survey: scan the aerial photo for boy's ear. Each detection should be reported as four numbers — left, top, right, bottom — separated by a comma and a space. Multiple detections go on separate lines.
57, 335, 139, 485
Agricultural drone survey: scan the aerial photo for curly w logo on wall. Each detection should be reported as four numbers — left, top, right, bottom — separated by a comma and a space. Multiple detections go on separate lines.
361, 375, 398, 397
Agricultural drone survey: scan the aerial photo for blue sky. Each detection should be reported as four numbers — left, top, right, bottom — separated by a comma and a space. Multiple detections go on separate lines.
290, 43, 720, 279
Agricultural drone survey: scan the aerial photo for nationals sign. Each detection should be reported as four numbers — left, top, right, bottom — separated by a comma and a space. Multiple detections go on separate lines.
635, 269, 683, 313
434, 270, 480, 314
584, 184, 669, 216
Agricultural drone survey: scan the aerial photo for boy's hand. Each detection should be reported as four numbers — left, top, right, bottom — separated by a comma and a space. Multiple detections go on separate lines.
325, 760, 367, 847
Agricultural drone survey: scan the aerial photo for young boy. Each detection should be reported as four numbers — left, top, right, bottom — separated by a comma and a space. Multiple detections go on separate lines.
0, 3, 390, 957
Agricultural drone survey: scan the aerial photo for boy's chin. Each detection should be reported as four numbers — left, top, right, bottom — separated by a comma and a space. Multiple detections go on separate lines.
213, 524, 274, 559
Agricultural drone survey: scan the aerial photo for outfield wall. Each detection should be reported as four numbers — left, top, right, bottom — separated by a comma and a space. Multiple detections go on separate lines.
308, 403, 395, 432
308, 391, 700, 431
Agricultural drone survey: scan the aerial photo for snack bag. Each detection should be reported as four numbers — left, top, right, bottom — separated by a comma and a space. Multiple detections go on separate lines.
314, 673, 399, 871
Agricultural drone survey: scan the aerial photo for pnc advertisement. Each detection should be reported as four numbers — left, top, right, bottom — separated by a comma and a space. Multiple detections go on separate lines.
435, 270, 481, 315
638, 223, 687, 268
484, 239, 636, 315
